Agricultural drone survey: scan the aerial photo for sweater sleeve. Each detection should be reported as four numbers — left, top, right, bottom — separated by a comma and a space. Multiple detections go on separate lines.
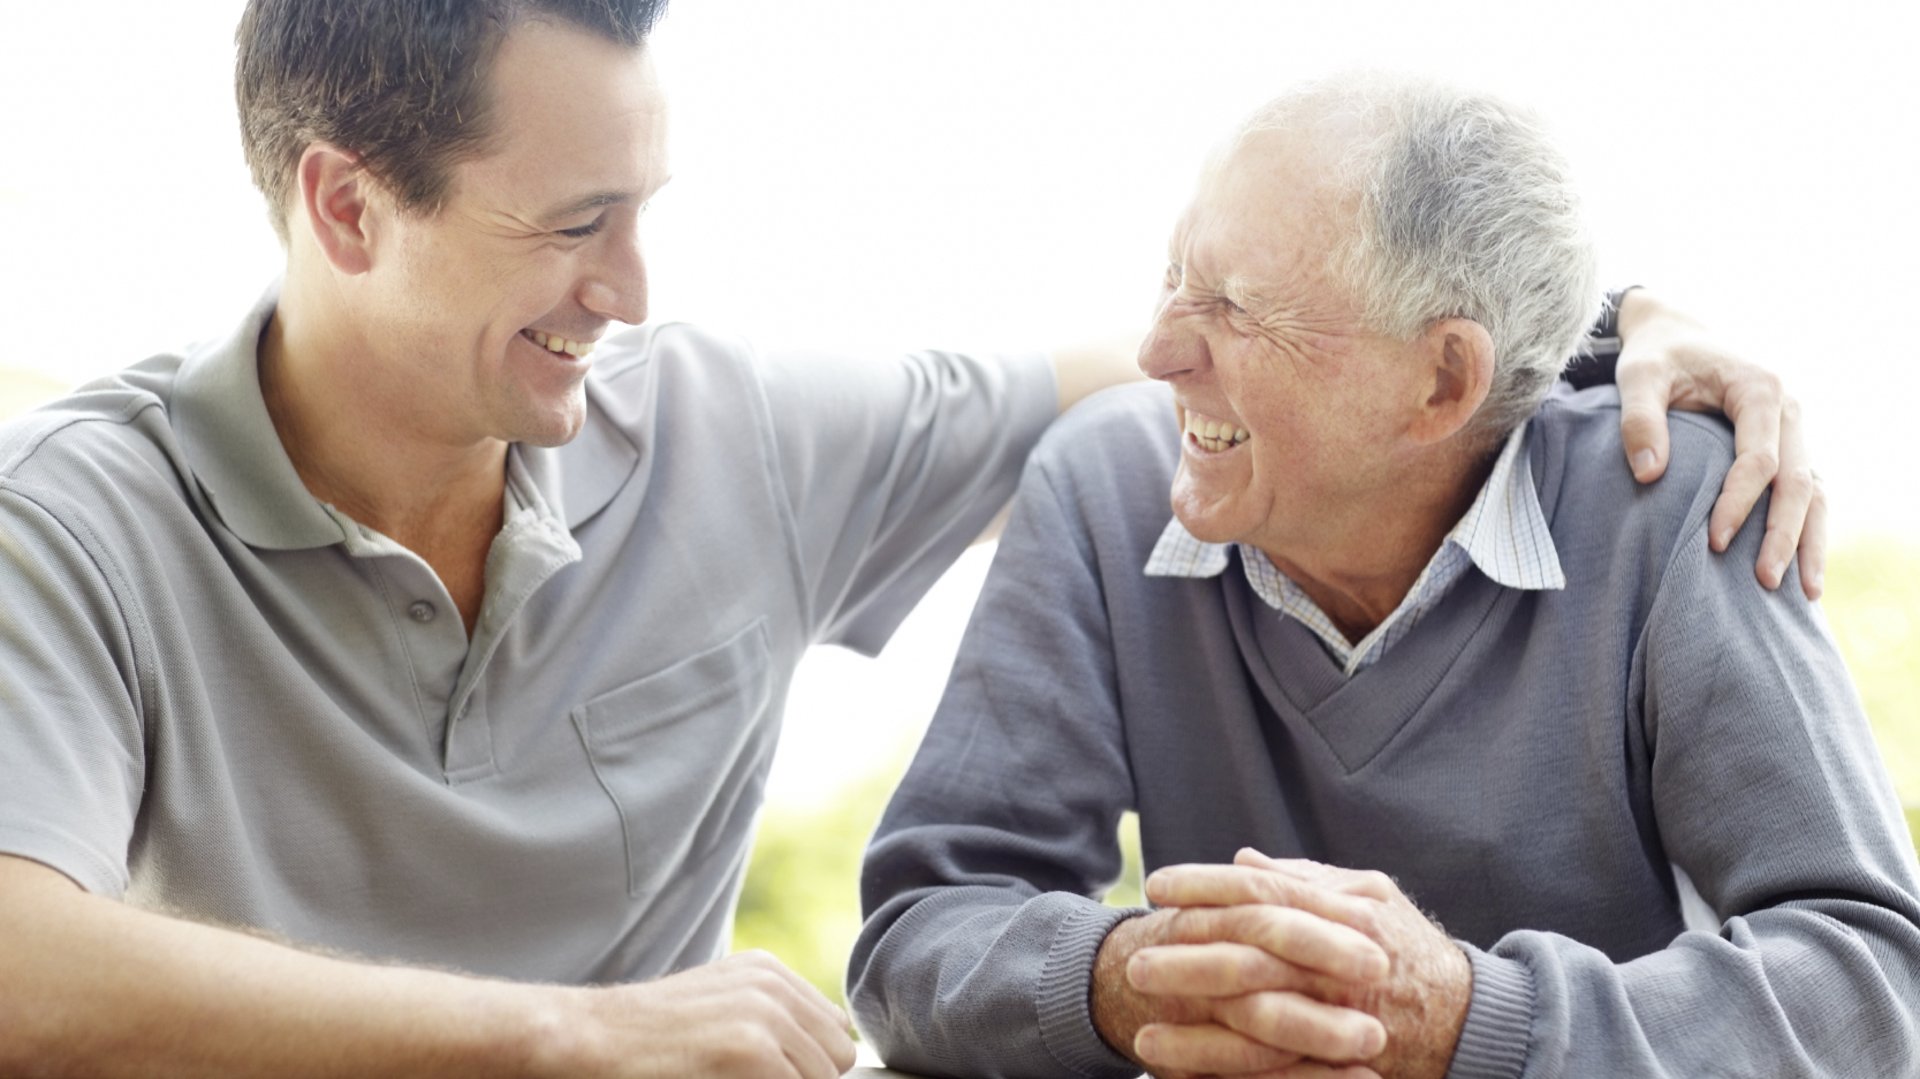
848, 456, 1144, 1079
1449, 491, 1920, 1078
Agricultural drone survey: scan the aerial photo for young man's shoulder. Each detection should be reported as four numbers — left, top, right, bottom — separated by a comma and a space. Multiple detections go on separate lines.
0, 353, 190, 500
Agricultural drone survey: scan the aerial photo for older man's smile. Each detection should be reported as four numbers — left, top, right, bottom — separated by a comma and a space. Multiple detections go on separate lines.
1181, 406, 1251, 454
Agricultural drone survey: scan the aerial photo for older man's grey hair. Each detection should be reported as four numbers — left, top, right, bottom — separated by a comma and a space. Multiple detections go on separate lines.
1241, 73, 1602, 443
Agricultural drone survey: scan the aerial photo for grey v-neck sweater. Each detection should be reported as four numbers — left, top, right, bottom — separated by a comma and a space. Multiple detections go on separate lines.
851, 381, 1920, 1079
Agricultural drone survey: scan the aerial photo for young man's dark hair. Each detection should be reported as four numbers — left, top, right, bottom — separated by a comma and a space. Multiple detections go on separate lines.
236, 0, 668, 242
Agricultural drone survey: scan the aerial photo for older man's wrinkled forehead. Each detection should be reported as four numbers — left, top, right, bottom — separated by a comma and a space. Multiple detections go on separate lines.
1173, 109, 1370, 297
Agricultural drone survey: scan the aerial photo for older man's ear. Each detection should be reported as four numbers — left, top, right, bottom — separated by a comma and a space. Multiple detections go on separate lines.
1405, 317, 1496, 447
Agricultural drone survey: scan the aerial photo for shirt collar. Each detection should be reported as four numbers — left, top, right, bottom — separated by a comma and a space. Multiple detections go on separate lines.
170, 284, 344, 550
538, 333, 652, 532
1449, 419, 1566, 591
170, 285, 628, 550
1144, 420, 1565, 592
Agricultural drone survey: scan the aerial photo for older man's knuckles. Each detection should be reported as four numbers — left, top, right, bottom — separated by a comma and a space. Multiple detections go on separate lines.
1141, 940, 1375, 1004
1209, 989, 1388, 1064
1235, 904, 1389, 984
1160, 901, 1358, 959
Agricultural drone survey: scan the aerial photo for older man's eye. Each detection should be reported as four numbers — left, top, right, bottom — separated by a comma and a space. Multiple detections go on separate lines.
558, 216, 606, 240
1164, 263, 1183, 288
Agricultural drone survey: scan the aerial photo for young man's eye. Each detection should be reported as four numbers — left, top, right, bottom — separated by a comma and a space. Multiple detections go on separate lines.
558, 217, 606, 239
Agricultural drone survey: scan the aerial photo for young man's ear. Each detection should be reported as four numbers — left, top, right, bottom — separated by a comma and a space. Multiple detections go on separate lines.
1406, 317, 1495, 446
294, 143, 378, 275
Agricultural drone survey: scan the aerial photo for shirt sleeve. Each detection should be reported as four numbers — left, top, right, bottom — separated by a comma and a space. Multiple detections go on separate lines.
0, 483, 146, 896
848, 452, 1143, 1079
757, 345, 1057, 655
1449, 473, 1920, 1078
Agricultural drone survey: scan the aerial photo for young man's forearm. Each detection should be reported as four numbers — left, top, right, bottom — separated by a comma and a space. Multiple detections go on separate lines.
0, 856, 563, 1079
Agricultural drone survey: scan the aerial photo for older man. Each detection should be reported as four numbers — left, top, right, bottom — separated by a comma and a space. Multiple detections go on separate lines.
850, 74, 1920, 1079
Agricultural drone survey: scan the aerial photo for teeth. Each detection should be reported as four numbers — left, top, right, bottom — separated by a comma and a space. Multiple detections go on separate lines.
525, 330, 595, 358
1183, 410, 1251, 452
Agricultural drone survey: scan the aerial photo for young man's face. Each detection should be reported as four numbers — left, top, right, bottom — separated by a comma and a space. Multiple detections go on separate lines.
355, 18, 670, 450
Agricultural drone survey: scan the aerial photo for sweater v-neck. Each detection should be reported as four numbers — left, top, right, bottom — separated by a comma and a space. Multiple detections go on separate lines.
1224, 420, 1568, 775
1227, 564, 1514, 773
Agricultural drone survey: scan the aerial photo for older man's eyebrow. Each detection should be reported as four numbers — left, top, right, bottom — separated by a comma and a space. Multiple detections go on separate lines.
1219, 275, 1268, 312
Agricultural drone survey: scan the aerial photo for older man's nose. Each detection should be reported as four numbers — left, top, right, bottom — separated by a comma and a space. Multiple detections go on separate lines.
1136, 318, 1210, 382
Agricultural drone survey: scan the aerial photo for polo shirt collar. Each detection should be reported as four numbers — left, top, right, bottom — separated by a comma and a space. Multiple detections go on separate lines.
171, 284, 346, 551
172, 285, 631, 549
526, 367, 646, 532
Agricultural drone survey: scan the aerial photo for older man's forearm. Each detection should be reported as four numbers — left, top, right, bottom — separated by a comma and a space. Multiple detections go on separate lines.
849, 440, 1150, 1078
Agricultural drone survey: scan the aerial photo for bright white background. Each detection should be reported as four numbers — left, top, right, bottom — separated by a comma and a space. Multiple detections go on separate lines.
2, 1, 1915, 803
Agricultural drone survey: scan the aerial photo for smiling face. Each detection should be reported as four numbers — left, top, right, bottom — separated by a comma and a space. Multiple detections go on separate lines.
346, 17, 670, 449
1139, 126, 1429, 558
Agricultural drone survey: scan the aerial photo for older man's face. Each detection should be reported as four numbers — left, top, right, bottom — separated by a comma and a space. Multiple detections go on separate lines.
1137, 129, 1428, 558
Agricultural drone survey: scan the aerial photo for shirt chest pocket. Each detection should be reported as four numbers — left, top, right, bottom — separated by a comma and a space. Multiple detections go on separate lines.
572, 619, 775, 900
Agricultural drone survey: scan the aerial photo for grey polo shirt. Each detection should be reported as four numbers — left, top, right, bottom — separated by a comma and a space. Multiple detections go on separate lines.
0, 288, 1055, 982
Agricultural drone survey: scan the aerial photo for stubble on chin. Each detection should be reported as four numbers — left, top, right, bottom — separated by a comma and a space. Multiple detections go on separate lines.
503, 381, 590, 448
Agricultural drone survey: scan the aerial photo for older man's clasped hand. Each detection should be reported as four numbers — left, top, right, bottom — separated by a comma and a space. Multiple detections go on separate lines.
1094, 850, 1471, 1079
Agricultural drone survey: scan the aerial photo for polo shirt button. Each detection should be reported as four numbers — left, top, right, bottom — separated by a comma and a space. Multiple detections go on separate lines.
408, 600, 437, 624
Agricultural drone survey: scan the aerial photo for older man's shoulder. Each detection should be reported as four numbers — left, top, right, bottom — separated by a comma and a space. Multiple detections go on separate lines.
1537, 384, 1735, 482
1534, 384, 1736, 538
1018, 381, 1182, 555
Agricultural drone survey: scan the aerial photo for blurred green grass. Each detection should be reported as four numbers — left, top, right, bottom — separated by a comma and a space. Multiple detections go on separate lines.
737, 537, 1920, 1006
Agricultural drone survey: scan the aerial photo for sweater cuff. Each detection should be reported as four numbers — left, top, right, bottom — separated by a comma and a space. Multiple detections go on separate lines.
1445, 942, 1535, 1079
1035, 900, 1142, 1079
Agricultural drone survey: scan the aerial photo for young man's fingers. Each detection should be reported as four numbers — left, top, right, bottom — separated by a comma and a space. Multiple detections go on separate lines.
1615, 357, 1676, 483
1706, 367, 1787, 552
1757, 398, 1823, 596
1795, 480, 1829, 601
